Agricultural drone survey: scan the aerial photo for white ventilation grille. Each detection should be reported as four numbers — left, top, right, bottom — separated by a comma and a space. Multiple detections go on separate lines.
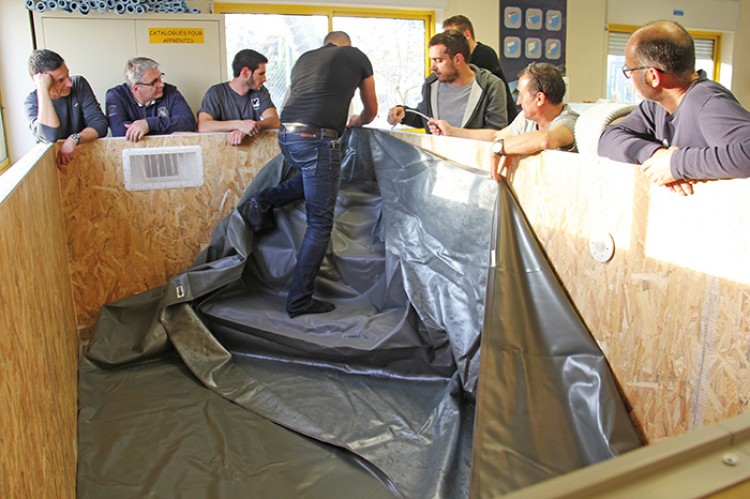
122, 145, 204, 191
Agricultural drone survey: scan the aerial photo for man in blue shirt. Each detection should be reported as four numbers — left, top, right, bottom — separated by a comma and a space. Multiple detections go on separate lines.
106, 57, 196, 142
24, 49, 108, 168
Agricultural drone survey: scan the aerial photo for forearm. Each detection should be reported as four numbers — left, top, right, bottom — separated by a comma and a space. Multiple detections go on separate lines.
78, 127, 101, 144
35, 90, 60, 128
447, 127, 497, 141
503, 128, 574, 155
147, 114, 196, 134
257, 115, 281, 130
598, 125, 663, 164
197, 115, 240, 133
673, 143, 750, 180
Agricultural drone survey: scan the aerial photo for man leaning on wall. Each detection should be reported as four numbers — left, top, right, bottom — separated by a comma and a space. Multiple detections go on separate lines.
598, 20, 750, 196
197, 49, 280, 146
24, 49, 108, 169
106, 57, 196, 143
430, 62, 578, 181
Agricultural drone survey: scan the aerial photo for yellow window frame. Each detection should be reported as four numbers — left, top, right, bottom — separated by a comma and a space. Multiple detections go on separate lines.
214, 3, 435, 75
0, 89, 9, 173
608, 24, 722, 81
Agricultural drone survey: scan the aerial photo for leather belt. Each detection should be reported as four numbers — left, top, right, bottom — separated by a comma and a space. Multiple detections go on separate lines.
281, 123, 339, 140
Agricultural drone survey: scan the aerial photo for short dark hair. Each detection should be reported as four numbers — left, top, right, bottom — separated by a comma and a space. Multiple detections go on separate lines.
442, 15, 474, 38
632, 21, 695, 80
28, 49, 65, 77
232, 49, 268, 78
323, 31, 351, 46
429, 30, 470, 61
519, 62, 566, 104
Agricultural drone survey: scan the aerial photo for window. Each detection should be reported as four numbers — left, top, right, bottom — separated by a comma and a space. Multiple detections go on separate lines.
0, 89, 9, 173
214, 3, 434, 127
606, 25, 721, 103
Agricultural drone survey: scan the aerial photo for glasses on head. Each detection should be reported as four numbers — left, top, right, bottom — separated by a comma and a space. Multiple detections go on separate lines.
136, 73, 165, 87
526, 64, 546, 95
621, 64, 663, 79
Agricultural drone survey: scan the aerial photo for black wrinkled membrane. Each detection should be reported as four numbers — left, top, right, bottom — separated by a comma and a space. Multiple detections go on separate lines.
79, 129, 641, 499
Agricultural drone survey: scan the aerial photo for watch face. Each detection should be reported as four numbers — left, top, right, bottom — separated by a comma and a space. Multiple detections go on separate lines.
492, 140, 504, 155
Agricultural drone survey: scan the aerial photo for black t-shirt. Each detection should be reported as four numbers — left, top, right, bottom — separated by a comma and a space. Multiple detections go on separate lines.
471, 42, 518, 122
281, 44, 374, 134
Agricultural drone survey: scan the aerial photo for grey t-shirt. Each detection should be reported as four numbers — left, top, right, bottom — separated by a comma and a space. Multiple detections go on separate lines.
198, 82, 275, 122
435, 80, 473, 127
507, 104, 579, 151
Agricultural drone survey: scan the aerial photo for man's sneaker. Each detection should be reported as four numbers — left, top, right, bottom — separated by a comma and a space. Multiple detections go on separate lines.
239, 197, 275, 232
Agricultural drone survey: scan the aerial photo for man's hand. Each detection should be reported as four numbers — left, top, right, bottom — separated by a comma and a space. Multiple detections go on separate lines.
387, 106, 405, 125
238, 120, 261, 138
642, 147, 694, 196
33, 73, 53, 92
347, 114, 363, 128
57, 136, 77, 169
428, 119, 453, 136
665, 179, 695, 196
124, 119, 149, 142
226, 130, 247, 145
489, 152, 514, 183
641, 147, 676, 186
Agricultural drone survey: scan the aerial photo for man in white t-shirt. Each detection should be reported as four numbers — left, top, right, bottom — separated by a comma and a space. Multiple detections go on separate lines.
430, 62, 578, 181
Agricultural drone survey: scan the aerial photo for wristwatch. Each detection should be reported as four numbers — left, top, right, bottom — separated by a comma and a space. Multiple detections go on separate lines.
70, 133, 81, 145
491, 139, 505, 156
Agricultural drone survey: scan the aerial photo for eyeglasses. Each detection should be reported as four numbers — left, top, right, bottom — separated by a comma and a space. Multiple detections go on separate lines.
136, 73, 165, 86
621, 64, 663, 79
525, 63, 546, 95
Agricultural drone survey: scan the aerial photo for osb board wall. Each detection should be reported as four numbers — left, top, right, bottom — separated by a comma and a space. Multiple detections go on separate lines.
388, 132, 750, 444
59, 132, 280, 338
511, 152, 750, 443
0, 147, 77, 498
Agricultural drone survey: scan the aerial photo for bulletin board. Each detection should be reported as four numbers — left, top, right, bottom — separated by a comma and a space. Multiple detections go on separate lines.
499, 0, 567, 88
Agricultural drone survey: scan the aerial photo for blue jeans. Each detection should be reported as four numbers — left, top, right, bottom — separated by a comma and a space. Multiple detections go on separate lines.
256, 131, 342, 314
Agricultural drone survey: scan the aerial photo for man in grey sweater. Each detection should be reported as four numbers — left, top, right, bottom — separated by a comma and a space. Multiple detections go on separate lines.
598, 21, 750, 196
24, 49, 108, 168
386, 30, 508, 132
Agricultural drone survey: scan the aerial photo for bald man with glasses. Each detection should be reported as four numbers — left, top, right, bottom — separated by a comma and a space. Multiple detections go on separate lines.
106, 57, 196, 142
599, 21, 750, 195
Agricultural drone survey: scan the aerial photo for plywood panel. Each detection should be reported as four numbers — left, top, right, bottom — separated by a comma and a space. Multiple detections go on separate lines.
59, 132, 280, 338
510, 152, 750, 442
0, 147, 77, 499
389, 132, 750, 443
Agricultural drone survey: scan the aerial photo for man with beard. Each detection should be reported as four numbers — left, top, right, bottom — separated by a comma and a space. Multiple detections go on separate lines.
197, 49, 280, 145
429, 62, 578, 181
24, 49, 108, 168
442, 14, 518, 122
386, 30, 508, 132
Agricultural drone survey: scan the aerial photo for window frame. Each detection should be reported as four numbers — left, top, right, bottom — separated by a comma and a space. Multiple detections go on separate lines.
607, 23, 722, 80
213, 3, 435, 76
0, 89, 9, 173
